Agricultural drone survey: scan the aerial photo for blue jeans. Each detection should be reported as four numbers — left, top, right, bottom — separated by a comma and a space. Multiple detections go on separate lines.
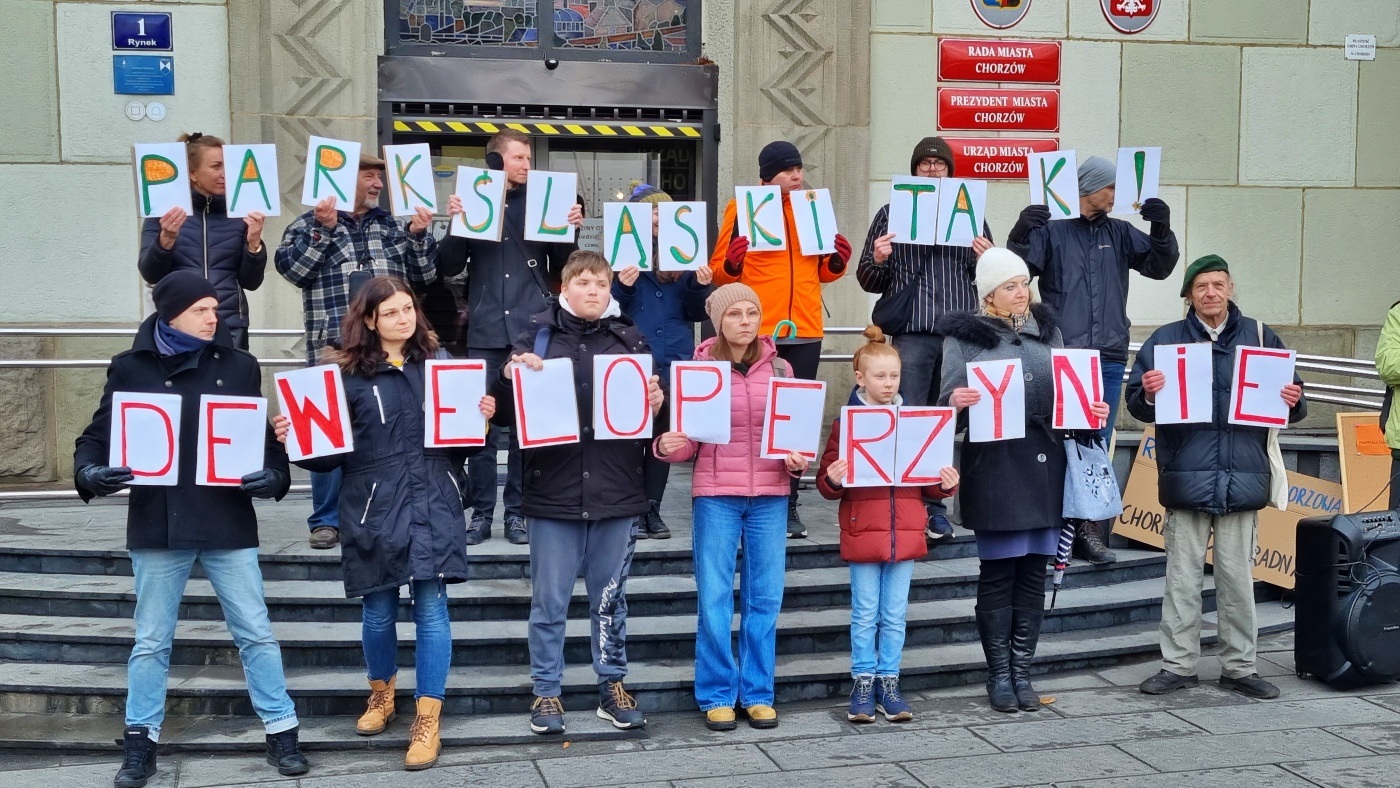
309, 468, 341, 531
127, 549, 297, 739
692, 495, 788, 711
466, 347, 523, 520
361, 579, 451, 700
849, 560, 915, 676
1100, 359, 1126, 444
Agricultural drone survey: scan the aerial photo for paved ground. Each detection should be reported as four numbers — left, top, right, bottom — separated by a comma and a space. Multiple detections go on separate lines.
6, 631, 1400, 787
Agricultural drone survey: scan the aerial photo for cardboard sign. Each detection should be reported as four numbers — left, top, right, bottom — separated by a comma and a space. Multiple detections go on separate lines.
936, 178, 987, 248
603, 203, 653, 271
735, 185, 786, 252
1154, 343, 1213, 426
657, 202, 708, 272
223, 144, 281, 218
670, 361, 731, 444
301, 136, 361, 211
967, 358, 1026, 442
593, 354, 654, 441
1110, 146, 1161, 216
383, 143, 436, 216
887, 176, 942, 245
838, 406, 899, 487
448, 165, 507, 241
132, 143, 192, 218
790, 188, 838, 256
274, 364, 354, 461
524, 170, 578, 243
760, 378, 827, 459
512, 358, 580, 448
894, 407, 957, 486
195, 395, 267, 486
1337, 412, 1395, 512
109, 392, 182, 486
1027, 150, 1079, 221
1228, 346, 1296, 428
1052, 349, 1103, 431
424, 360, 487, 448
1116, 426, 1343, 589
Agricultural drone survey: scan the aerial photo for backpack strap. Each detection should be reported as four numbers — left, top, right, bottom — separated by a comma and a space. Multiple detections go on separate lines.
532, 325, 553, 358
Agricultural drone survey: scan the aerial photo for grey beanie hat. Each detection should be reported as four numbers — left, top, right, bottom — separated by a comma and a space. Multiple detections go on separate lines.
1078, 156, 1115, 196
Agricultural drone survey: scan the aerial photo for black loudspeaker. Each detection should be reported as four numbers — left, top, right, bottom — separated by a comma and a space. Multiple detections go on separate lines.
1295, 510, 1400, 689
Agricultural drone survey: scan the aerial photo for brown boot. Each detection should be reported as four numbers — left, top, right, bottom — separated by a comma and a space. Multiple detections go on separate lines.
404, 697, 442, 771
355, 676, 397, 736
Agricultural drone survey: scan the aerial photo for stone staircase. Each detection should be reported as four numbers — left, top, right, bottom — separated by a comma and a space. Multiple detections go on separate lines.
0, 466, 1292, 750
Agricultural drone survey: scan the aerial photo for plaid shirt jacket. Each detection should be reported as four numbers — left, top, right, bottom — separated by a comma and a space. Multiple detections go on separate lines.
275, 207, 437, 363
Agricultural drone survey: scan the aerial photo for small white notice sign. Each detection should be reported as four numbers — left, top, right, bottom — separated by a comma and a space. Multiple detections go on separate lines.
1345, 34, 1376, 61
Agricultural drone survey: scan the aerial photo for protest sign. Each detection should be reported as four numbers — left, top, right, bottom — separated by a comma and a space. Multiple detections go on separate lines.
301, 136, 361, 211
887, 176, 942, 245
790, 188, 838, 256
424, 360, 487, 448
1051, 348, 1103, 431
1154, 343, 1213, 425
448, 165, 507, 241
512, 358, 580, 448
274, 364, 354, 462
223, 144, 280, 218
967, 358, 1026, 442
1228, 346, 1296, 428
936, 178, 987, 248
603, 203, 653, 271
383, 143, 436, 216
593, 354, 653, 441
760, 378, 826, 459
656, 202, 708, 272
1027, 150, 1079, 221
670, 361, 731, 444
838, 406, 899, 487
1111, 146, 1161, 216
523, 170, 578, 243
893, 407, 956, 486
132, 143, 193, 218
195, 395, 267, 486
110, 392, 182, 486
735, 186, 786, 252
1337, 412, 1395, 512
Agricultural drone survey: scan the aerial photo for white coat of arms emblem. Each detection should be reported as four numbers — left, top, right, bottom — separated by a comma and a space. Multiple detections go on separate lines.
1101, 0, 1161, 34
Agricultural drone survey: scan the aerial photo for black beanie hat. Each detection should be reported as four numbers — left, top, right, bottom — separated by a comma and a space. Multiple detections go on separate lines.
910, 136, 955, 176
153, 271, 218, 322
758, 141, 803, 182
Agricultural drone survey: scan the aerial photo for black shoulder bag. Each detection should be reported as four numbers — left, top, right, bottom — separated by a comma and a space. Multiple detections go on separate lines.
870, 259, 924, 336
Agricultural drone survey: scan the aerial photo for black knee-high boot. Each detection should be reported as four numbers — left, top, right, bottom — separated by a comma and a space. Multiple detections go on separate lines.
1010, 608, 1044, 711
975, 608, 1017, 712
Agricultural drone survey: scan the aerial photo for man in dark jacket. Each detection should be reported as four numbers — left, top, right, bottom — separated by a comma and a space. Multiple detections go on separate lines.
857, 136, 992, 543
440, 129, 583, 546
1125, 255, 1305, 701
490, 252, 662, 737
73, 272, 306, 786
1009, 155, 1181, 563
275, 152, 437, 549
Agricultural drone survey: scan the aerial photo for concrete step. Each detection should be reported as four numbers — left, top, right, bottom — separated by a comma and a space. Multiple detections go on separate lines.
0, 601, 1291, 720
0, 549, 1168, 621
0, 574, 1205, 668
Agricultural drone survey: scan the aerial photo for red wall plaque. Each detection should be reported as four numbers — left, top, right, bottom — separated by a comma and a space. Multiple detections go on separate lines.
937, 88, 1059, 132
937, 38, 1062, 84
944, 138, 1060, 180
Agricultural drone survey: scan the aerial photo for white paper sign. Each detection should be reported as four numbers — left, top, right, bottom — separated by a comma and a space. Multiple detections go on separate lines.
512, 358, 580, 448
383, 143, 437, 216
448, 166, 507, 241
1110, 147, 1161, 216
1229, 346, 1297, 429
670, 361, 731, 444
1154, 343, 1213, 426
735, 186, 786, 252
1027, 150, 1079, 221
109, 392, 183, 486
223, 144, 281, 218
602, 203, 654, 271
424, 360, 487, 448
657, 202, 709, 272
790, 188, 838, 256
838, 406, 899, 487
887, 176, 942, 246
524, 170, 578, 243
1345, 34, 1377, 61
301, 136, 361, 211
594, 354, 653, 441
967, 359, 1026, 442
936, 178, 987, 248
195, 395, 267, 486
274, 364, 355, 461
1052, 349, 1104, 431
133, 143, 193, 218
760, 378, 827, 459
894, 407, 957, 487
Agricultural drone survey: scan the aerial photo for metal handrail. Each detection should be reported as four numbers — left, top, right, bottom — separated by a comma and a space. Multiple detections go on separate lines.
0, 484, 313, 502
0, 327, 303, 337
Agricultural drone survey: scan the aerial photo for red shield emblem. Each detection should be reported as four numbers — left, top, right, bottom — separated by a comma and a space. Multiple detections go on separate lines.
970, 0, 1033, 31
1101, 0, 1160, 34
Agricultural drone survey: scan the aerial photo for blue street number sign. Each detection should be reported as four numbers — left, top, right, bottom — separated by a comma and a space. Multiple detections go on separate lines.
113, 55, 175, 96
112, 12, 173, 51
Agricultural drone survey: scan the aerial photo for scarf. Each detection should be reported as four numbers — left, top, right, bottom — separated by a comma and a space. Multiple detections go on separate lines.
153, 320, 212, 357
982, 304, 1030, 332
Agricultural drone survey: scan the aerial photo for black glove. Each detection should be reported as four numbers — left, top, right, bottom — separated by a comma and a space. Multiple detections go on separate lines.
1140, 197, 1170, 229
1008, 205, 1051, 244
77, 465, 134, 497
240, 468, 289, 500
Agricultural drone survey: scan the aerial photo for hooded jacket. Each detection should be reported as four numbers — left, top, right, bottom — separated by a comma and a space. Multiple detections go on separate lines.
1126, 303, 1307, 515
1377, 301, 1400, 452
612, 270, 710, 378
816, 387, 954, 564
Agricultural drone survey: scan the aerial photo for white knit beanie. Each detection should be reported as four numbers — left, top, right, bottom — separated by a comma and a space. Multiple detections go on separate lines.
975, 248, 1031, 303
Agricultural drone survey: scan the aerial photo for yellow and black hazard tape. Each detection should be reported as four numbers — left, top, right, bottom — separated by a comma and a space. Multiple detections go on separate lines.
393, 119, 702, 138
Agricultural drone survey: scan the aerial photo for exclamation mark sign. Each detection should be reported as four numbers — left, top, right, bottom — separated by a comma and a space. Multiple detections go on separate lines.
1132, 150, 1146, 212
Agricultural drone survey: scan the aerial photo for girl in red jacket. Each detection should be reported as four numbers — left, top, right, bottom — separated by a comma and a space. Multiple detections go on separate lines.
817, 326, 958, 724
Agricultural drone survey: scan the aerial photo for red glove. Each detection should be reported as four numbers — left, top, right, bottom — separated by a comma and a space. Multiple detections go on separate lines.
724, 235, 749, 276
832, 233, 852, 264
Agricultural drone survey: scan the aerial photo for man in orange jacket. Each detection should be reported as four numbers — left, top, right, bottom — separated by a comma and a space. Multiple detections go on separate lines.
709, 140, 851, 537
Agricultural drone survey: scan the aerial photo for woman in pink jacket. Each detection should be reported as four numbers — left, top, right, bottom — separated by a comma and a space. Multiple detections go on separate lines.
655, 283, 810, 732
